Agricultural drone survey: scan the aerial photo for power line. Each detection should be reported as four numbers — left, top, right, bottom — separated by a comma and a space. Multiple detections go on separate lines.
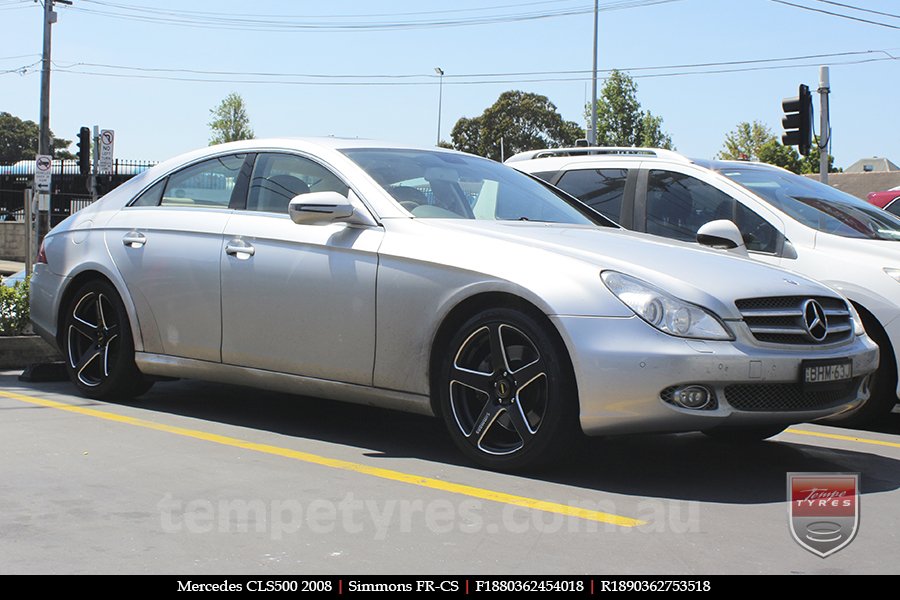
68, 0, 684, 32
814, 1, 900, 20
771, 0, 900, 29
42, 54, 897, 86
0, 53, 41, 61
44, 48, 898, 82
80, 0, 585, 20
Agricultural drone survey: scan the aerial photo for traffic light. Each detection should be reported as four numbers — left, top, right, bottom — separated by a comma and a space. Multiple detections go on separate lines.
77, 126, 91, 175
781, 84, 812, 156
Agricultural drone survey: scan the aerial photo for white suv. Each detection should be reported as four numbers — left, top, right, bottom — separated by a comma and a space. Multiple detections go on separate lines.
508, 147, 900, 425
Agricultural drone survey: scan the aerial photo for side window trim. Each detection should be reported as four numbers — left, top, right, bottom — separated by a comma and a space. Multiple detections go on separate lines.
633, 166, 649, 232
228, 153, 256, 211
619, 168, 638, 230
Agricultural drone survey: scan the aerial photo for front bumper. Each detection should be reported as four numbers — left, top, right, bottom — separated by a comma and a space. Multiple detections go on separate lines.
551, 315, 880, 436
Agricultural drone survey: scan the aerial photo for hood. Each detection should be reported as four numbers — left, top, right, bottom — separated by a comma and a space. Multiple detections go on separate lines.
814, 231, 900, 269
429, 220, 841, 319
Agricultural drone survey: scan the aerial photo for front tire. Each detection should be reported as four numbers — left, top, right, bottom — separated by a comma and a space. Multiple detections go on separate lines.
62, 279, 153, 400
437, 307, 578, 471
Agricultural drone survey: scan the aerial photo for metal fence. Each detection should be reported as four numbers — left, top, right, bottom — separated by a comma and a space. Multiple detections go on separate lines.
0, 159, 157, 225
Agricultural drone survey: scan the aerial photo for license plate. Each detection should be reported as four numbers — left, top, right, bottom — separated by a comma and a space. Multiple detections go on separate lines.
802, 359, 852, 387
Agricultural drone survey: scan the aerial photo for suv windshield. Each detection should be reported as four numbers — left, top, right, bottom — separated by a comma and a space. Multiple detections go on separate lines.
718, 166, 900, 241
342, 148, 606, 225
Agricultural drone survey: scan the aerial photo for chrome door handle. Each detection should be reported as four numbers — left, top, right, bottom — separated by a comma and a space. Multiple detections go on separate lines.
225, 240, 255, 257
122, 231, 146, 248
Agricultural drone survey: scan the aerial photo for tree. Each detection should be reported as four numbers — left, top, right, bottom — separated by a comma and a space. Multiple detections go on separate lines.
718, 120, 775, 162
208, 92, 254, 145
0, 112, 73, 163
757, 138, 800, 173
585, 70, 673, 149
718, 121, 838, 174
449, 90, 583, 161
799, 137, 840, 174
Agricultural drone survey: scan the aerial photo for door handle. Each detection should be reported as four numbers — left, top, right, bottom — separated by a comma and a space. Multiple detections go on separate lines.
225, 240, 255, 257
122, 231, 146, 249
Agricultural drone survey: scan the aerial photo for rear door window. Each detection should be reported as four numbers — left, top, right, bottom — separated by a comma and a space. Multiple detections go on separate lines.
161, 154, 248, 208
555, 168, 629, 223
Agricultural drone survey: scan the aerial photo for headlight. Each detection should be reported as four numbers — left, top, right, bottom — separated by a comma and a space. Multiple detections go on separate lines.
885, 268, 900, 284
601, 271, 733, 340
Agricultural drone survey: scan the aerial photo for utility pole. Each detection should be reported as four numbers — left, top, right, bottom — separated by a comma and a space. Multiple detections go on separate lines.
37, 0, 71, 242
434, 67, 444, 146
818, 66, 830, 185
91, 125, 99, 202
589, 0, 598, 145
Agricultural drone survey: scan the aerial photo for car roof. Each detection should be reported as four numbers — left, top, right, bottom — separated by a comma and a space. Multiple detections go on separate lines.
505, 147, 799, 178
505, 146, 692, 164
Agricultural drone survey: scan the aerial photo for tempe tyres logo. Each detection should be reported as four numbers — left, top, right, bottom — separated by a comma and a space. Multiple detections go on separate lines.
788, 473, 859, 557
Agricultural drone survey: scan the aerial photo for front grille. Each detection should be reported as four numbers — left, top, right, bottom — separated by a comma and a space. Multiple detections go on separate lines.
735, 296, 853, 345
724, 378, 860, 412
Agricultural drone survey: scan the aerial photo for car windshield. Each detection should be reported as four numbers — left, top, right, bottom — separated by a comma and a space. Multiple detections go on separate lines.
719, 167, 900, 241
341, 148, 603, 225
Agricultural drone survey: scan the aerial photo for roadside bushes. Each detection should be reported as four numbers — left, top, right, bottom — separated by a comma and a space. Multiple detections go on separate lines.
0, 276, 30, 335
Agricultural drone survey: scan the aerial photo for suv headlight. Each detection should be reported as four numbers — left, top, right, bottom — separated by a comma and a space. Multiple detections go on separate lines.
601, 271, 733, 340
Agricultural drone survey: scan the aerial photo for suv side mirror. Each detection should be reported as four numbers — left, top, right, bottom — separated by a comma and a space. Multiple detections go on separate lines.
697, 220, 749, 257
288, 191, 376, 227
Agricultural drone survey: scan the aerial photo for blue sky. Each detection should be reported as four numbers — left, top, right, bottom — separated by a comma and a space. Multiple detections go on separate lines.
2, 0, 898, 169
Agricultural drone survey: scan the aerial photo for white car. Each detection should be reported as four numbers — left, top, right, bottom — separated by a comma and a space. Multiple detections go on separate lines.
509, 147, 900, 425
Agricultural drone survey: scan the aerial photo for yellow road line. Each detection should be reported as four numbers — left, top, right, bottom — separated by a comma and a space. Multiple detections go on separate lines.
785, 427, 900, 449
0, 389, 644, 528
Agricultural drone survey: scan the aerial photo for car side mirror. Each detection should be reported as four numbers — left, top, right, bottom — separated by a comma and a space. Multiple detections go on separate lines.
288, 191, 376, 227
696, 219, 749, 257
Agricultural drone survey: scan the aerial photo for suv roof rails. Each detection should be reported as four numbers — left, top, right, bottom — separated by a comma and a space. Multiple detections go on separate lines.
505, 146, 692, 164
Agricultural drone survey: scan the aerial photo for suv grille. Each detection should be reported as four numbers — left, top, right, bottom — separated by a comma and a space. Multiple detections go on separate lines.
735, 296, 853, 345
724, 378, 860, 412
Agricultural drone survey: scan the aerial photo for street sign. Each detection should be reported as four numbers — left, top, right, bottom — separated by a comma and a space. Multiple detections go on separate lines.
98, 129, 115, 173
34, 154, 52, 192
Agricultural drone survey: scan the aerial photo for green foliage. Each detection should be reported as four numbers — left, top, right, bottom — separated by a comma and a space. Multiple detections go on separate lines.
718, 120, 775, 162
0, 112, 73, 163
208, 93, 254, 145
0, 276, 30, 336
719, 122, 839, 174
586, 70, 673, 149
449, 90, 584, 161
757, 138, 801, 173
799, 137, 840, 174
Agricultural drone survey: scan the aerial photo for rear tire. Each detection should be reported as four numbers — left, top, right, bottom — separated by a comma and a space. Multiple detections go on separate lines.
62, 279, 153, 400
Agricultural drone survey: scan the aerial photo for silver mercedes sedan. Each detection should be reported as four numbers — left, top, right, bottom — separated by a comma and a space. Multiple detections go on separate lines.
30, 138, 878, 470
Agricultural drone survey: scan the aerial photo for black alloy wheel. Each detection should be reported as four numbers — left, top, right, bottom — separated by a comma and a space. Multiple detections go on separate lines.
439, 307, 577, 471
63, 279, 152, 399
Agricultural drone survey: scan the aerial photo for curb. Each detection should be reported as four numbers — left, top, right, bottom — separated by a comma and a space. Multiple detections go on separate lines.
0, 335, 62, 370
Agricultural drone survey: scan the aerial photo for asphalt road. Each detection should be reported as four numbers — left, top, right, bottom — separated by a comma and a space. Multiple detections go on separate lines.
1, 371, 899, 575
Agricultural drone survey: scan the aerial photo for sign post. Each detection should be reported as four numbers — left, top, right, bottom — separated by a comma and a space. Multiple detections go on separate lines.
98, 129, 114, 173
34, 154, 52, 193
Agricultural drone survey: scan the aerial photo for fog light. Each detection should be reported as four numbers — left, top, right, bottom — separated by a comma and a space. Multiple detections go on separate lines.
672, 385, 713, 409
